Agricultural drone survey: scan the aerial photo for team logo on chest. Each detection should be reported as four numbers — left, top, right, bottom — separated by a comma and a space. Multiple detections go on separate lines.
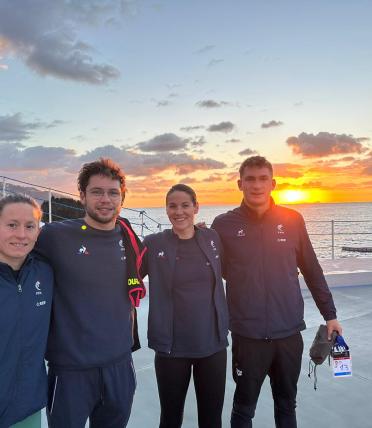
276, 224, 286, 242
277, 224, 285, 234
35, 280, 42, 296
157, 250, 165, 258
77, 245, 90, 255
236, 229, 246, 237
210, 240, 217, 251
119, 239, 126, 260
34, 280, 46, 306
210, 240, 219, 259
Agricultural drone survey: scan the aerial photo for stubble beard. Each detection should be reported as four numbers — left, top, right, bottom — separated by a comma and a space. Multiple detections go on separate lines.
84, 205, 120, 225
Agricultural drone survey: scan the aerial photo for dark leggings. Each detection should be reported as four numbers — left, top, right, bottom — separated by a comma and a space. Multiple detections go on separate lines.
155, 349, 227, 428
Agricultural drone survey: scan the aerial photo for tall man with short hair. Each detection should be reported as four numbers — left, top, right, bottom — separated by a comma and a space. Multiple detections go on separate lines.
36, 158, 146, 428
212, 156, 342, 428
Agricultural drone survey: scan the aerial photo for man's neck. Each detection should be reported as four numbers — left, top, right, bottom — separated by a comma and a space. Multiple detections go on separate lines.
84, 215, 117, 231
244, 201, 271, 218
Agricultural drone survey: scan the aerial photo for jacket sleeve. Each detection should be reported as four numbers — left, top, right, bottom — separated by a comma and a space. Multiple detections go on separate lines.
296, 214, 337, 321
211, 218, 227, 279
140, 236, 149, 278
131, 307, 141, 352
212, 229, 226, 279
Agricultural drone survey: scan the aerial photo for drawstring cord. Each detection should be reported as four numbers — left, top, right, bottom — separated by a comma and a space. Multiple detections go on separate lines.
308, 355, 332, 390
308, 360, 318, 390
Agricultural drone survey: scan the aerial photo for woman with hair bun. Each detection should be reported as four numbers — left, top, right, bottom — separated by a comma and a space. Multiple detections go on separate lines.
142, 184, 229, 428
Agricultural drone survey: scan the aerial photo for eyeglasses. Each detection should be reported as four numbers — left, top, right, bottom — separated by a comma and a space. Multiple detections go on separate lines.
87, 189, 122, 200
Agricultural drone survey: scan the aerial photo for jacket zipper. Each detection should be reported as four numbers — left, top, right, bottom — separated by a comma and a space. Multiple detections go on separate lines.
167, 286, 174, 354
260, 222, 270, 340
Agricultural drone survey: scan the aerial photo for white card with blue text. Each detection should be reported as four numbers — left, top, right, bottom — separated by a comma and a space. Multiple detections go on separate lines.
332, 356, 352, 377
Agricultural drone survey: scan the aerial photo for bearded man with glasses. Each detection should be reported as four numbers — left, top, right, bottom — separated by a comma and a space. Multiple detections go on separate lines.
35, 158, 146, 428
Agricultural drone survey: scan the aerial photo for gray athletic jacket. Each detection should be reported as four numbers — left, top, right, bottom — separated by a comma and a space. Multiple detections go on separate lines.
142, 227, 229, 354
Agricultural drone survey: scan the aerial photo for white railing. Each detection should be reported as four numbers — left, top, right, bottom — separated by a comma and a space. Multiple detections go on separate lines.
2, 175, 372, 259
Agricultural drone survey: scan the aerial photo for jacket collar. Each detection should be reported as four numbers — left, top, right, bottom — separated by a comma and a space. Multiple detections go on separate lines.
239, 197, 276, 220
0, 253, 33, 275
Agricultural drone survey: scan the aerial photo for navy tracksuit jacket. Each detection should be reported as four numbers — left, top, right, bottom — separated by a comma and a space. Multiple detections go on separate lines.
212, 200, 337, 339
0, 255, 53, 428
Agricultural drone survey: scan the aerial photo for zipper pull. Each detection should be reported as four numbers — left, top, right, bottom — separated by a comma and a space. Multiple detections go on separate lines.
18, 284, 22, 293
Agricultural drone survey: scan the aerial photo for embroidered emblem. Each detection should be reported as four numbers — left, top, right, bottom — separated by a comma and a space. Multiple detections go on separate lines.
119, 239, 125, 252
237, 229, 246, 237
78, 245, 89, 255
277, 224, 285, 234
36, 300, 46, 307
158, 251, 165, 258
35, 280, 42, 296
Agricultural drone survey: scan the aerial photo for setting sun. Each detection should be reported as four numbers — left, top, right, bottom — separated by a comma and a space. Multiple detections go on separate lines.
276, 189, 309, 204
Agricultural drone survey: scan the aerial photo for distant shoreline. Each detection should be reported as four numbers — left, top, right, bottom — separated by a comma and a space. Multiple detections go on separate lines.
125, 200, 372, 210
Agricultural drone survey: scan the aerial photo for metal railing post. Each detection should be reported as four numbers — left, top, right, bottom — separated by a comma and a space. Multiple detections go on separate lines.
331, 220, 335, 259
2, 177, 6, 198
140, 211, 144, 237
48, 189, 52, 223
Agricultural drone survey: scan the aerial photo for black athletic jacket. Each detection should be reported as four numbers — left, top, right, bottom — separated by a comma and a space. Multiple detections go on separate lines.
211, 199, 337, 340
142, 227, 229, 354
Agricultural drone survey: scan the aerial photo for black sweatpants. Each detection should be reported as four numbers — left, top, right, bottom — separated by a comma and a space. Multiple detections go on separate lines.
155, 349, 227, 428
46, 354, 136, 428
230, 333, 303, 428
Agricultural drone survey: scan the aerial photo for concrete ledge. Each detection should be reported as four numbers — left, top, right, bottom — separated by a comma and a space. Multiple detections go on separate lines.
300, 257, 372, 288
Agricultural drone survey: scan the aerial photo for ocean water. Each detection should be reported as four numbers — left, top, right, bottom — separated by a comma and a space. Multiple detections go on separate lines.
122, 202, 372, 259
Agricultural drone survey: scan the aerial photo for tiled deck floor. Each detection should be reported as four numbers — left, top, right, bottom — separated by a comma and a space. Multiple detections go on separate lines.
41, 265, 372, 428
128, 283, 372, 428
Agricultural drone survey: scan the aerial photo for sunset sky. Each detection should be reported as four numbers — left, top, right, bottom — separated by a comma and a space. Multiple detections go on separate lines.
1, 0, 372, 207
